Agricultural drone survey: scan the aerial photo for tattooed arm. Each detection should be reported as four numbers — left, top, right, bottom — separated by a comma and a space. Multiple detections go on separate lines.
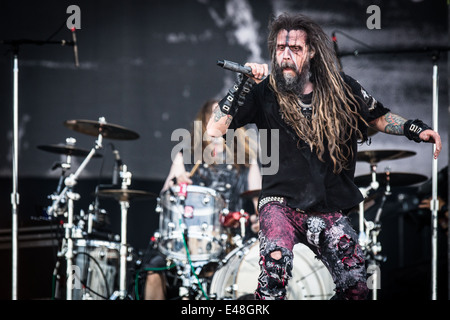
369, 112, 407, 135
207, 104, 234, 137
369, 111, 442, 159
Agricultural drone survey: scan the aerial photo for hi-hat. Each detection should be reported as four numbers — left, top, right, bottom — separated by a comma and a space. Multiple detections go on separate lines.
37, 144, 102, 157
64, 119, 140, 140
357, 150, 416, 164
240, 189, 261, 199
354, 172, 427, 187
95, 189, 157, 202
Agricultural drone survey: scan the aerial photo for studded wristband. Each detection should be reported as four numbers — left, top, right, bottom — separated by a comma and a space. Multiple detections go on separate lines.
404, 119, 432, 143
218, 75, 253, 117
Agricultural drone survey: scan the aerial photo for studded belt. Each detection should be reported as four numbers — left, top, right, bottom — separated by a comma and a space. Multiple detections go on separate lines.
258, 196, 307, 214
258, 196, 285, 211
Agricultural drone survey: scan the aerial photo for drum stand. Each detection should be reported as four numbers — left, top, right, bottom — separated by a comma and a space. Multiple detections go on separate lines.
358, 164, 379, 250
358, 165, 390, 300
94, 162, 155, 300
109, 164, 133, 300
48, 126, 104, 300
364, 180, 389, 300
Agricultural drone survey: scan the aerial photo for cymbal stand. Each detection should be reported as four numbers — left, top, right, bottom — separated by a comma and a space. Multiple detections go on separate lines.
358, 163, 379, 249
110, 164, 132, 300
364, 168, 390, 300
64, 190, 80, 300
48, 119, 105, 217
47, 122, 104, 300
47, 138, 77, 216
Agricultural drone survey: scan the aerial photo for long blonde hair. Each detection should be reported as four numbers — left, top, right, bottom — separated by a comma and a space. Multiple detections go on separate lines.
268, 13, 368, 174
191, 99, 257, 169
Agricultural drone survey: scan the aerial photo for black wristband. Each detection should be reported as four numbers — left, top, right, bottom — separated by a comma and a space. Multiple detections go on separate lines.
218, 75, 252, 117
404, 119, 432, 143
218, 84, 239, 117
237, 75, 255, 107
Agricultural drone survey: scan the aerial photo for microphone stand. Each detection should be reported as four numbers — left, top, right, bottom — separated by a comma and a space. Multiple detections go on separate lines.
1, 37, 76, 300
430, 51, 440, 300
340, 44, 449, 300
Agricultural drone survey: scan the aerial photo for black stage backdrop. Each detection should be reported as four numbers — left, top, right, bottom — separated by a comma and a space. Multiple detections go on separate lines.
0, 0, 448, 300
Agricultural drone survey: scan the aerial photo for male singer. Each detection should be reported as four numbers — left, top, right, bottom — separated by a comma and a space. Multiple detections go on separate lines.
208, 13, 441, 300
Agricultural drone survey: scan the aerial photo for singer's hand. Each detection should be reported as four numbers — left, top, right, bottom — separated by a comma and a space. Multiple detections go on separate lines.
244, 62, 269, 83
419, 129, 442, 159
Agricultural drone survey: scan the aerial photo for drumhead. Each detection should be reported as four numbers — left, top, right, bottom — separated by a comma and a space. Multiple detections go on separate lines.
209, 239, 335, 300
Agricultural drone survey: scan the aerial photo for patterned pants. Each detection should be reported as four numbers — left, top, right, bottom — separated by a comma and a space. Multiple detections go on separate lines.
255, 198, 369, 300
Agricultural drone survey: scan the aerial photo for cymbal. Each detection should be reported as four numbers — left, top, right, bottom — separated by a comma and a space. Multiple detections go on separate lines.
64, 119, 140, 140
354, 172, 427, 187
37, 144, 102, 158
240, 189, 261, 199
95, 189, 157, 202
357, 150, 416, 164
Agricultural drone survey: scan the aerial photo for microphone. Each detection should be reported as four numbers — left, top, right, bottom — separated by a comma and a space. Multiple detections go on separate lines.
331, 32, 342, 71
70, 27, 79, 68
112, 145, 123, 185
217, 60, 253, 77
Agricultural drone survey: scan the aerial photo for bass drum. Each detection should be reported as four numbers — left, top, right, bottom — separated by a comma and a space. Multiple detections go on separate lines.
209, 238, 335, 300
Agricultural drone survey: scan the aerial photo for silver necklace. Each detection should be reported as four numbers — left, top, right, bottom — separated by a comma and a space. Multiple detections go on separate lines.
298, 97, 312, 119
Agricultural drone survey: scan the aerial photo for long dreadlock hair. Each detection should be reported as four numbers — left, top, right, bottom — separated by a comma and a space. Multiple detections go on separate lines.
267, 13, 368, 174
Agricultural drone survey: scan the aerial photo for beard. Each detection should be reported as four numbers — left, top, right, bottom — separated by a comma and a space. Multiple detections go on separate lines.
274, 59, 310, 95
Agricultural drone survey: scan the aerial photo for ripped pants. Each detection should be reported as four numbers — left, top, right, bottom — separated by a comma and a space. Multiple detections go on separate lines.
255, 198, 369, 300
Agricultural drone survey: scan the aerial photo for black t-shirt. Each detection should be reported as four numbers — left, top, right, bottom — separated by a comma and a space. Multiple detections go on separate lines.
229, 73, 390, 213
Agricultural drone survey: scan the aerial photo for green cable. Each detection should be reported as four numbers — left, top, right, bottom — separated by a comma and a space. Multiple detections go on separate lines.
180, 221, 209, 300
51, 274, 56, 300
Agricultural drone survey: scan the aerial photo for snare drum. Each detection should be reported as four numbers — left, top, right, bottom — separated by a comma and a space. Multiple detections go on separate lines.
209, 239, 335, 300
157, 185, 226, 261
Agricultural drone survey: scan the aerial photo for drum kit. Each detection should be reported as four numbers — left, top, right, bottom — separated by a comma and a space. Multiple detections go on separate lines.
37, 117, 429, 301
38, 116, 157, 300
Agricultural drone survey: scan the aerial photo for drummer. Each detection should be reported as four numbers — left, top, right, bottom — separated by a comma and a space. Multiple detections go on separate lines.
142, 99, 262, 300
